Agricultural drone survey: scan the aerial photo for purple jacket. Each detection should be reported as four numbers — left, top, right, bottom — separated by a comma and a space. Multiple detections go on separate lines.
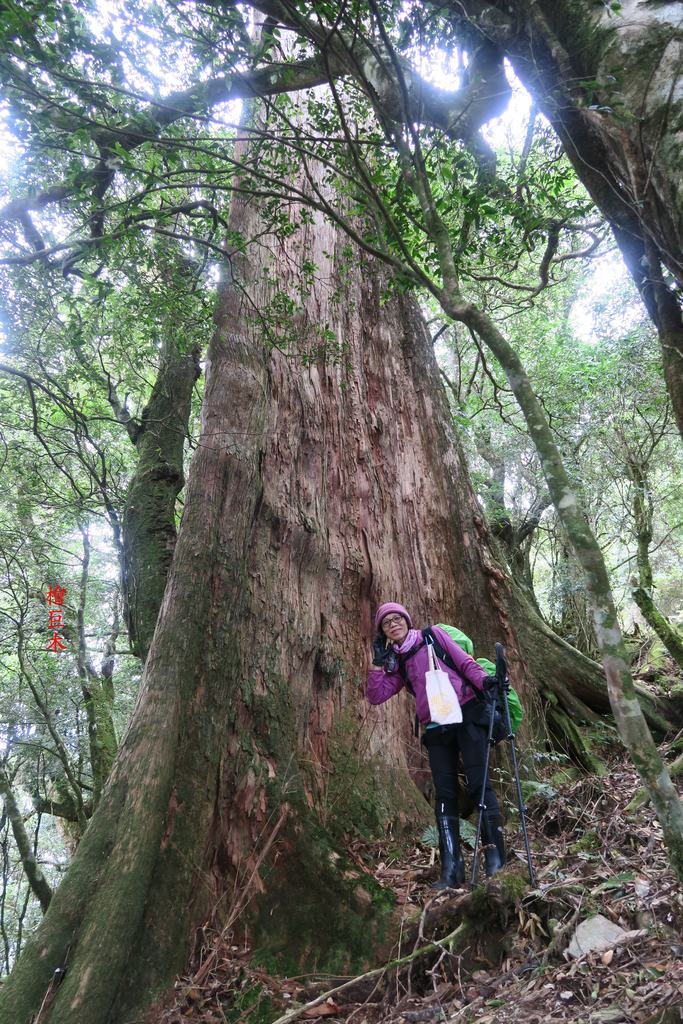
367, 626, 487, 725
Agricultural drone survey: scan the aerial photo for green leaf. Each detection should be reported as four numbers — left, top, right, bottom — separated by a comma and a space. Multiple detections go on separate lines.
593, 872, 635, 892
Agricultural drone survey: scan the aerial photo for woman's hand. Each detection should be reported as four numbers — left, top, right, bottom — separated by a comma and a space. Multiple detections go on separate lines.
372, 635, 398, 672
372, 635, 389, 666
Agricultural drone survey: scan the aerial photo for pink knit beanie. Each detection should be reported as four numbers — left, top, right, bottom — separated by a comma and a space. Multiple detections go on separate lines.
374, 602, 412, 631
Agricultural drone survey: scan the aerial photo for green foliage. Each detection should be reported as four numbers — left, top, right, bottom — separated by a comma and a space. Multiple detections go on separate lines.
421, 818, 477, 849
569, 830, 600, 853
1, 0, 682, 988
0, 210, 213, 971
437, 253, 683, 647
221, 980, 275, 1024
520, 780, 559, 804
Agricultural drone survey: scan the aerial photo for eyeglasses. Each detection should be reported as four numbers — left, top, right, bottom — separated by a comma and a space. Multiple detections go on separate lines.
382, 615, 405, 628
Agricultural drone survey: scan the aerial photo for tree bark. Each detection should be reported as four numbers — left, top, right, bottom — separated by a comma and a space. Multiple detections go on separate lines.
1, 191, 678, 1023
121, 335, 201, 660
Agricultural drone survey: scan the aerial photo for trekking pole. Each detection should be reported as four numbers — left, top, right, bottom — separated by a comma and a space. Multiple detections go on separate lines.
470, 683, 499, 886
495, 643, 536, 887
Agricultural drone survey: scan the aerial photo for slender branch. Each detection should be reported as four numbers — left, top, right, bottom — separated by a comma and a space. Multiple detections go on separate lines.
16, 632, 86, 831
252, 0, 511, 144
514, 103, 538, 204
0, 59, 337, 225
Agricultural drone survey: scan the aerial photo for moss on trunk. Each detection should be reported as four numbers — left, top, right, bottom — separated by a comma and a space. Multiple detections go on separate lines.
545, 701, 607, 776
633, 588, 683, 672
121, 336, 201, 661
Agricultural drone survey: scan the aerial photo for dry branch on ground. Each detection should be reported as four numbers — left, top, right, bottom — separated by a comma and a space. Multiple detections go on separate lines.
155, 753, 683, 1024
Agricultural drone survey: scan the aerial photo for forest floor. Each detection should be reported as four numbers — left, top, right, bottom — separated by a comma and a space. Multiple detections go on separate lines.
160, 749, 683, 1024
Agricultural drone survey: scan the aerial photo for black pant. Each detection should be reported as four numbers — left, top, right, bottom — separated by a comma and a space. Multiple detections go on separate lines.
423, 706, 501, 820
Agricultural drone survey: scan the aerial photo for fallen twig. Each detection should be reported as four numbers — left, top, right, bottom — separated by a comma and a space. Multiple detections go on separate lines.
268, 922, 469, 1024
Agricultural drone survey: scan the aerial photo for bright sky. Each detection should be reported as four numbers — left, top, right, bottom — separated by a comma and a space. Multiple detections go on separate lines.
570, 251, 645, 344
415, 47, 533, 147
0, 103, 20, 176
0, 15, 643, 348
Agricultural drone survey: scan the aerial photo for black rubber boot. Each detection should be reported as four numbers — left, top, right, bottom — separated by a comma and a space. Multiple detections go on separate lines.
482, 816, 506, 878
432, 812, 465, 889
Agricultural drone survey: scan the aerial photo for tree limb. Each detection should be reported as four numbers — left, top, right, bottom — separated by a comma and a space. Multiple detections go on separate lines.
250, 0, 511, 145
0, 58, 337, 226
0, 766, 53, 913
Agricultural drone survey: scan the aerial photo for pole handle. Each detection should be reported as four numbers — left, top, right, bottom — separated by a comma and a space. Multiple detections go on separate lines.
495, 642, 507, 689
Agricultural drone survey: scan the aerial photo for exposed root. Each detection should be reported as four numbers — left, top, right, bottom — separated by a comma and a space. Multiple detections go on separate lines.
153, 752, 683, 1024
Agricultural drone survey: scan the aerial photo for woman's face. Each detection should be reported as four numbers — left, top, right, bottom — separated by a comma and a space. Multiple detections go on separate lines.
381, 613, 409, 645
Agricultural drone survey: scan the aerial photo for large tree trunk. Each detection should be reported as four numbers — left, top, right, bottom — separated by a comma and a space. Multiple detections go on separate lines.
448, 0, 683, 440
0, 187, 676, 1022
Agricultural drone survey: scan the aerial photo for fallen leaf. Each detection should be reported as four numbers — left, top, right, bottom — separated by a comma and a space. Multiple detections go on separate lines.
633, 877, 651, 898
303, 999, 340, 1018
601, 949, 614, 965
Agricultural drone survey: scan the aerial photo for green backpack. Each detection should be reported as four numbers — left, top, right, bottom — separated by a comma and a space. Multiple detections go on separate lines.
435, 624, 524, 735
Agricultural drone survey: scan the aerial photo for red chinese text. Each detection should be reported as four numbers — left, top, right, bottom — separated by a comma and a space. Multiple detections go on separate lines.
46, 584, 68, 652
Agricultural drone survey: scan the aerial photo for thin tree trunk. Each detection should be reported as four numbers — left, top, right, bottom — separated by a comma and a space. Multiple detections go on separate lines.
629, 457, 683, 671
449, 298, 683, 880
121, 335, 201, 660
76, 529, 118, 806
551, 543, 599, 658
633, 586, 683, 672
0, 770, 52, 914
74, 314, 201, 662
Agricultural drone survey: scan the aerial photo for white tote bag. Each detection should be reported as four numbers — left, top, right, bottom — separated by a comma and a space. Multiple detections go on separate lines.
425, 640, 462, 724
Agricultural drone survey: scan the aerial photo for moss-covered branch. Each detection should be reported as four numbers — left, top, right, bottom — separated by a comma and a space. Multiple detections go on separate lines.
0, 768, 52, 913
451, 304, 683, 881
121, 335, 201, 660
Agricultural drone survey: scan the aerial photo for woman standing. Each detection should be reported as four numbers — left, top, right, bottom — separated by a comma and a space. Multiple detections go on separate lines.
367, 602, 506, 887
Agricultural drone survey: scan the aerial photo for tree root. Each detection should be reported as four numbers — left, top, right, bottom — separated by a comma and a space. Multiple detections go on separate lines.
545, 702, 608, 776
271, 873, 531, 1024
269, 922, 470, 1024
